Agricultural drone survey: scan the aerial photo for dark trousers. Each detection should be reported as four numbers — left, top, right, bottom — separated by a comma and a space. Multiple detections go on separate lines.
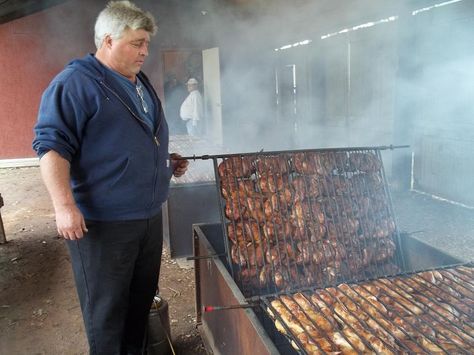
67, 213, 163, 355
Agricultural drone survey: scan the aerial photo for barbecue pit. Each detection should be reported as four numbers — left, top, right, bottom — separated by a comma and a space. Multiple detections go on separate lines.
189, 147, 473, 354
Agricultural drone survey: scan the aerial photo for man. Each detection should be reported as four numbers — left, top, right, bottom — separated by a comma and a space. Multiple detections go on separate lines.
164, 74, 187, 135
32, 1, 188, 354
180, 77, 204, 136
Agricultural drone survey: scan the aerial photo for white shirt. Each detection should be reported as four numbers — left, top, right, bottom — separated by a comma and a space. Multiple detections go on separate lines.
180, 90, 203, 126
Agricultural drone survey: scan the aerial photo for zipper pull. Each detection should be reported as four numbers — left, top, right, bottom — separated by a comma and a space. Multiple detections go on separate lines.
154, 136, 160, 146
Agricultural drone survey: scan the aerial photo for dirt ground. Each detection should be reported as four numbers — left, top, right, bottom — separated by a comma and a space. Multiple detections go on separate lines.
0, 167, 206, 355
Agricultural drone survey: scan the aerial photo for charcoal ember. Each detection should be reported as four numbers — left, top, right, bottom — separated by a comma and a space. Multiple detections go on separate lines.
218, 155, 255, 178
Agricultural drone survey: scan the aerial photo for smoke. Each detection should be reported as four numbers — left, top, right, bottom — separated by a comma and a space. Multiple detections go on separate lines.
31, 0, 472, 193
149, 0, 473, 195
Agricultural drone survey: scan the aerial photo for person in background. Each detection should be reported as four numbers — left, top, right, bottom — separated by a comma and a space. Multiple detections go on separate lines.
32, 1, 188, 354
163, 74, 187, 135
180, 77, 204, 136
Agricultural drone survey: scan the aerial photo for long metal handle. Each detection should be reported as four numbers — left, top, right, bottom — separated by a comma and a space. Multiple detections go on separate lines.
174, 144, 411, 160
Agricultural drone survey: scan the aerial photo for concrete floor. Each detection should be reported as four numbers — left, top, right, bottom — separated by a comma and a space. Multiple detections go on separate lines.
391, 190, 474, 262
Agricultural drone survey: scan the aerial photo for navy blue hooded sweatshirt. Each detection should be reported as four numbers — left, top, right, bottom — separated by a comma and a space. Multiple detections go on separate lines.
33, 54, 172, 221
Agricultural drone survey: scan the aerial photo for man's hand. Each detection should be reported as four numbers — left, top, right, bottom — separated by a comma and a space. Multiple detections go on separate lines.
170, 153, 189, 178
55, 204, 88, 240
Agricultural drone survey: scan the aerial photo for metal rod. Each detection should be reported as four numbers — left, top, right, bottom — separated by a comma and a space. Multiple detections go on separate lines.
186, 253, 225, 261
176, 144, 410, 160
203, 303, 256, 312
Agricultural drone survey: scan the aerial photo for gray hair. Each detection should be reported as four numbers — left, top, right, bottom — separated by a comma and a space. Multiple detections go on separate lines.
94, 1, 157, 49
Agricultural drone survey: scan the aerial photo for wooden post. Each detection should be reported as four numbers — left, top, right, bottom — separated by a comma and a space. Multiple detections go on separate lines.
0, 193, 6, 244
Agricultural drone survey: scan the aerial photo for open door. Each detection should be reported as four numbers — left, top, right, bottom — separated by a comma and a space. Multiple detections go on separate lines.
202, 47, 223, 144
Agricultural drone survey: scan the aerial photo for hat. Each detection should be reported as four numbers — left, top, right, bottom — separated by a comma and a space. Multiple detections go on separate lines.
187, 78, 198, 85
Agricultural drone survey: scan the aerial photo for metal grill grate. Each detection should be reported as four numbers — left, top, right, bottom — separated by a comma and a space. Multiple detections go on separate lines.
262, 265, 474, 354
212, 147, 404, 296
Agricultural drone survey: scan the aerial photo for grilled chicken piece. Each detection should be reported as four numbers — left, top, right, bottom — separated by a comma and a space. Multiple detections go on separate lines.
230, 243, 264, 267
292, 293, 337, 332
244, 197, 265, 222
257, 173, 287, 193
220, 178, 255, 200
293, 152, 319, 175
296, 332, 337, 354
227, 220, 262, 245
224, 195, 249, 221
255, 155, 289, 174
218, 155, 254, 177
330, 332, 359, 354
294, 223, 327, 243
262, 219, 293, 241
375, 279, 424, 315
291, 175, 321, 201
419, 336, 444, 353
398, 339, 426, 353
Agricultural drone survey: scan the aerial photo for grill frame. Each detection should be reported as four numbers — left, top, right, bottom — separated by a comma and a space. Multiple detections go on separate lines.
192, 145, 473, 354
210, 146, 407, 296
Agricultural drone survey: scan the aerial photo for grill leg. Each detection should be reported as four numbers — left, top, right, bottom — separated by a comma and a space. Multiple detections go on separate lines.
0, 193, 6, 244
